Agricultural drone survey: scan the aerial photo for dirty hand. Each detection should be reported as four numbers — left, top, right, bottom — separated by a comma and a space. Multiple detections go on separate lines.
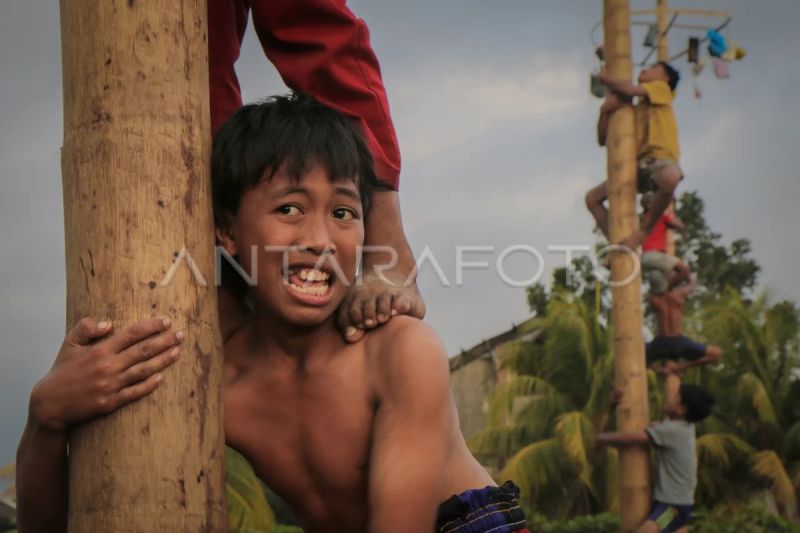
29, 316, 184, 432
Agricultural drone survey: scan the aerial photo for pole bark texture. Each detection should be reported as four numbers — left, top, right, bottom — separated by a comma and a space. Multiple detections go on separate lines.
656, 0, 670, 62
603, 1, 651, 531
60, 0, 226, 530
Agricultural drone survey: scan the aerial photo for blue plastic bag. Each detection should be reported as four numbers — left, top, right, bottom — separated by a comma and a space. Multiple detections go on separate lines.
707, 29, 727, 58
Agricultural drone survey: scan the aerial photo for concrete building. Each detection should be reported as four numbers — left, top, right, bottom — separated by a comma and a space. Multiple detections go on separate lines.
449, 316, 542, 440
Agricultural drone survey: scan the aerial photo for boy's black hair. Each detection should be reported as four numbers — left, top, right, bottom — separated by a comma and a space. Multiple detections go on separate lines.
212, 92, 387, 299
212, 92, 386, 230
680, 384, 715, 423
658, 61, 681, 92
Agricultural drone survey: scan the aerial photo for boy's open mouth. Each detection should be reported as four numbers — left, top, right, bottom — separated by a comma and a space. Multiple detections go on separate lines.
284, 265, 335, 304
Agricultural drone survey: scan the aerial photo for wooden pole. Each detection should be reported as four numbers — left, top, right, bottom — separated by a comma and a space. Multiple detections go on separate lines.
60, 1, 226, 531
603, 1, 651, 531
656, 0, 670, 63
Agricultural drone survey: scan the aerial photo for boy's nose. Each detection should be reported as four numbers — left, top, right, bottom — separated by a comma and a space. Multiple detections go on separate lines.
301, 216, 337, 256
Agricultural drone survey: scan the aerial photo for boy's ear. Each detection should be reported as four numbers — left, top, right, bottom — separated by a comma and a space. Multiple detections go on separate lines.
215, 223, 238, 257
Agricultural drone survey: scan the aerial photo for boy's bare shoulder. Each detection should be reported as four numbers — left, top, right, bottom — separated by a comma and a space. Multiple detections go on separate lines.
364, 316, 450, 387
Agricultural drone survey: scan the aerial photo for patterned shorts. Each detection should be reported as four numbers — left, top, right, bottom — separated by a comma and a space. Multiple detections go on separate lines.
435, 481, 529, 533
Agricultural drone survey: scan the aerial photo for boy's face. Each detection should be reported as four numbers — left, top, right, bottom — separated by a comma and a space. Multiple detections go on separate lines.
217, 163, 365, 326
666, 397, 687, 419
638, 64, 667, 85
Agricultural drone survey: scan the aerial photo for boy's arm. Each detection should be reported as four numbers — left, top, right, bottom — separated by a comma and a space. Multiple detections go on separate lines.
367, 319, 455, 532
249, 0, 400, 189
248, 0, 425, 342
666, 214, 685, 234
16, 317, 182, 533
597, 92, 627, 146
16, 417, 68, 533
663, 372, 682, 414
595, 431, 650, 447
672, 277, 696, 300
597, 71, 647, 99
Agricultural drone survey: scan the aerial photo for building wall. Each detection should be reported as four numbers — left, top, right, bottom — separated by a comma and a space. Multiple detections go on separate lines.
450, 354, 497, 440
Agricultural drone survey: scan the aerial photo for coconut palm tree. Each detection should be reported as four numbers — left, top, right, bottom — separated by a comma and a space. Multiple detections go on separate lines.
468, 288, 646, 518
688, 289, 800, 520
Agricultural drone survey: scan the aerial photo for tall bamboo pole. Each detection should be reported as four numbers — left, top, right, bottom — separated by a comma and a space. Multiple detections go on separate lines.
60, 1, 226, 530
603, 1, 651, 531
656, 0, 670, 63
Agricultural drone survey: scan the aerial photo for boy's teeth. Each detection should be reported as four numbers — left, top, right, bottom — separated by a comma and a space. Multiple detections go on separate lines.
297, 268, 330, 281
290, 283, 328, 296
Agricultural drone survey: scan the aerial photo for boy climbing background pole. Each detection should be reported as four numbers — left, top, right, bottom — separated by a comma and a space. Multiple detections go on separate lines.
56, 1, 225, 530
601, 1, 651, 531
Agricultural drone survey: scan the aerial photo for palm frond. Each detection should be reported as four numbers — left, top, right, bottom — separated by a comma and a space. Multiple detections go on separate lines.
497, 340, 545, 377
591, 446, 619, 514
782, 420, 800, 463
583, 350, 616, 429
486, 375, 563, 426
467, 425, 535, 462
646, 369, 663, 420
696, 433, 754, 471
695, 433, 754, 505
225, 446, 276, 532
499, 438, 575, 508
737, 373, 779, 429
541, 299, 596, 406
511, 394, 568, 442
751, 450, 798, 519
555, 411, 595, 491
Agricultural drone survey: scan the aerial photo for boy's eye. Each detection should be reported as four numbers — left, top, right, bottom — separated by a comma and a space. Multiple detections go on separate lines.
277, 204, 302, 216
332, 207, 358, 221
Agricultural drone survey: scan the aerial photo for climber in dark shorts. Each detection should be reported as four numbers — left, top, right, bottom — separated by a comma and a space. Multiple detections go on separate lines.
647, 278, 721, 373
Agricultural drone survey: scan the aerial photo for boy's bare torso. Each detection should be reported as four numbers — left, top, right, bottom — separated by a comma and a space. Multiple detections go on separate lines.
224, 322, 375, 531
222, 317, 492, 532
650, 290, 685, 336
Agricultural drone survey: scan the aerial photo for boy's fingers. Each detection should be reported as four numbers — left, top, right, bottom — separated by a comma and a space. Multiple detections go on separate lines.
68, 317, 112, 346
119, 329, 184, 369
361, 298, 378, 329
375, 293, 393, 323
118, 346, 181, 388
392, 294, 412, 316
106, 316, 172, 353
343, 326, 365, 344
347, 299, 365, 330
113, 373, 164, 409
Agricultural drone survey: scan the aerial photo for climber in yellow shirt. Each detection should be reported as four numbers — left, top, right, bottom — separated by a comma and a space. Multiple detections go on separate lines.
586, 61, 683, 250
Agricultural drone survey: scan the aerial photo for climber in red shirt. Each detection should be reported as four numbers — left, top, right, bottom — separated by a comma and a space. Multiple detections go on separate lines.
641, 192, 690, 294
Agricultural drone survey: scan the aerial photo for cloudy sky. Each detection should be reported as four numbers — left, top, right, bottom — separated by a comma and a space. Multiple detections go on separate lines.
1, 0, 799, 467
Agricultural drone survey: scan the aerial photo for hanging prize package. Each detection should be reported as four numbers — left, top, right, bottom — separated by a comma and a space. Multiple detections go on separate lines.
691, 58, 705, 99
706, 29, 727, 58
722, 40, 748, 62
644, 24, 659, 47
688, 37, 700, 63
590, 70, 607, 98
712, 57, 730, 79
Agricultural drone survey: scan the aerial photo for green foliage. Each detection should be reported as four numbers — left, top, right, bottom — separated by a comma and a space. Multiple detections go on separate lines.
511, 191, 800, 523
527, 512, 619, 533
675, 191, 760, 296
473, 289, 620, 518
226, 446, 277, 532
691, 502, 800, 532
